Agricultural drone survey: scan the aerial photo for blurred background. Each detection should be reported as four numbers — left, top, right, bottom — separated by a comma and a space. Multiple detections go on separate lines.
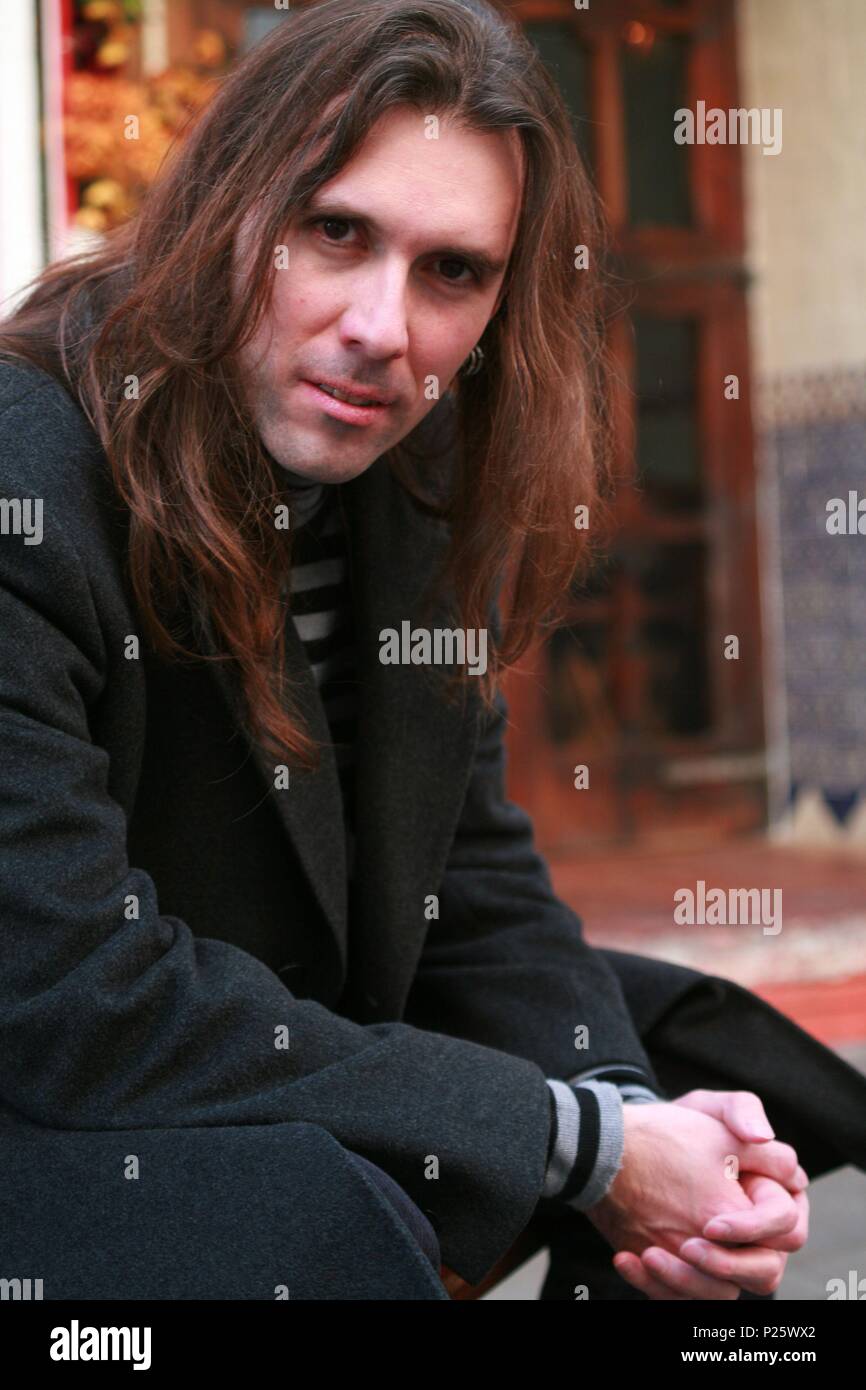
0, 0, 863, 1295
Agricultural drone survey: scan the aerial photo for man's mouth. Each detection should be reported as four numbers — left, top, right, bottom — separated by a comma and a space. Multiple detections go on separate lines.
315, 381, 388, 407
298, 378, 395, 427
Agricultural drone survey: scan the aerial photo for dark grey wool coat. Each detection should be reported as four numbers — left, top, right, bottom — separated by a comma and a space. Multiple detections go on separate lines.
1, 357, 864, 1299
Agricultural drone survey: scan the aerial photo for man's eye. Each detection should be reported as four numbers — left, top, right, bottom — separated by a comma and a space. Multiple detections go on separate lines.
312, 217, 356, 243
436, 258, 477, 286
309, 220, 477, 287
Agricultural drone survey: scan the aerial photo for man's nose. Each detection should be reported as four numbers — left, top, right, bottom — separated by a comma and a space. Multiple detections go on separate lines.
339, 265, 410, 360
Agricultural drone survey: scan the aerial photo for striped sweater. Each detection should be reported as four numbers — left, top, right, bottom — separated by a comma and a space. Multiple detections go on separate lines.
284, 479, 359, 882
281, 473, 661, 1213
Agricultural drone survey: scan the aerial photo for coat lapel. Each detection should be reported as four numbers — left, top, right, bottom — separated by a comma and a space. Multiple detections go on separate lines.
337, 454, 482, 1016
200, 428, 482, 1011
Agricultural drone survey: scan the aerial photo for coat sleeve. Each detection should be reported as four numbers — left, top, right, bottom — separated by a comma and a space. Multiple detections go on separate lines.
0, 398, 550, 1285
403, 670, 661, 1091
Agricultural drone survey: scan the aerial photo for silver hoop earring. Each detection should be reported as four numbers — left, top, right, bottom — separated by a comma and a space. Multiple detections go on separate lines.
459, 344, 485, 377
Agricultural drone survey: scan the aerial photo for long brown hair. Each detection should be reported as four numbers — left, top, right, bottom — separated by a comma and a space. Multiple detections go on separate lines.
0, 0, 615, 768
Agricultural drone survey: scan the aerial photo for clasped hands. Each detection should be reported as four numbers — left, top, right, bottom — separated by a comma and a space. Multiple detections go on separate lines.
585, 1089, 809, 1299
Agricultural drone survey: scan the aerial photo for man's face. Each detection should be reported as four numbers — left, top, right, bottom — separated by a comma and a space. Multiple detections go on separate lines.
232, 105, 523, 484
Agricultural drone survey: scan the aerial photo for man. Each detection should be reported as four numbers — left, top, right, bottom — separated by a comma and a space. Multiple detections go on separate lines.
0, 0, 863, 1301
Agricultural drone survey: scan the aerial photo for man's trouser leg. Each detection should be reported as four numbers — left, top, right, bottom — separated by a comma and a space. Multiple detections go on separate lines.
0, 1104, 447, 1300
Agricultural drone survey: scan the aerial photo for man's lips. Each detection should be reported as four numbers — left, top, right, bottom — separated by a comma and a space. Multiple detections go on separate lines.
298, 379, 395, 427
305, 375, 395, 406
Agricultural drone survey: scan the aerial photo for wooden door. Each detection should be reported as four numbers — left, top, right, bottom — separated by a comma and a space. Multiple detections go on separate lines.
503, 0, 767, 851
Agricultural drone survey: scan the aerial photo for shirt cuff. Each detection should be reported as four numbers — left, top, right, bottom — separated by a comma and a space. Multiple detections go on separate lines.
618, 1083, 661, 1104
542, 1078, 625, 1210
565, 1062, 661, 1093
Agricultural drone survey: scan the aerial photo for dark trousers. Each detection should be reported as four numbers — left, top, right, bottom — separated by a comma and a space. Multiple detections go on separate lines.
341, 1149, 442, 1271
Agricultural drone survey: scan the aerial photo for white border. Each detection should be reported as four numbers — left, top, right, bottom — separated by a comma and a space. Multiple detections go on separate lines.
0, 0, 46, 311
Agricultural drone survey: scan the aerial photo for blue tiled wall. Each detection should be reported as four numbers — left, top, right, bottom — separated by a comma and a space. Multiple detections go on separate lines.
767, 374, 866, 834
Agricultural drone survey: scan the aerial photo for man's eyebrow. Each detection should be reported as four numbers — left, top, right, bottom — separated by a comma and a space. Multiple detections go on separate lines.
302, 197, 509, 277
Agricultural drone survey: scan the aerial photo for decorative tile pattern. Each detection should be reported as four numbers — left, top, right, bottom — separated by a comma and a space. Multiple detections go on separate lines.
758, 364, 866, 843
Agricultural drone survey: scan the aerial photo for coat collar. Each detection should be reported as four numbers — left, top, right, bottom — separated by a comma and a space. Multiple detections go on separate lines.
202, 418, 482, 1011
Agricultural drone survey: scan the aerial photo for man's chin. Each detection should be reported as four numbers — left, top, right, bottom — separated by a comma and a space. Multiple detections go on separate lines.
258, 409, 409, 483
264, 446, 384, 487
